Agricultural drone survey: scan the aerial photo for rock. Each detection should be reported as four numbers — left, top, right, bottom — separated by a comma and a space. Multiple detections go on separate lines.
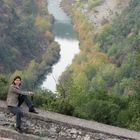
0, 112, 6, 121
84, 134, 90, 140
70, 128, 77, 134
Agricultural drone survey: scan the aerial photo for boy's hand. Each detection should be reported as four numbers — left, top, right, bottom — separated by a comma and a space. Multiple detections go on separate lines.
28, 91, 35, 96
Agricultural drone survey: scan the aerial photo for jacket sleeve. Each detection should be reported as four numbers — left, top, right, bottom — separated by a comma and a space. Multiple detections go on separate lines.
10, 86, 30, 95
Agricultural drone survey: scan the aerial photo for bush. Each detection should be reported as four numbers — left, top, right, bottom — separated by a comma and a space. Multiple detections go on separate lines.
0, 75, 9, 100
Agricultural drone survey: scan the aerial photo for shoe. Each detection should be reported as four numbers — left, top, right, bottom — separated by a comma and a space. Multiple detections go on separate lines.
29, 106, 38, 114
15, 127, 23, 133
29, 109, 38, 114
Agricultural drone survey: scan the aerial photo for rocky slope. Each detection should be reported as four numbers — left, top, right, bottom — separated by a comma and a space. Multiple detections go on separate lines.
62, 0, 130, 33
84, 0, 130, 32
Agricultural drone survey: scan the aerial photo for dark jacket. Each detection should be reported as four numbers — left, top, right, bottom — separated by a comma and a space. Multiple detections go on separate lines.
7, 84, 30, 107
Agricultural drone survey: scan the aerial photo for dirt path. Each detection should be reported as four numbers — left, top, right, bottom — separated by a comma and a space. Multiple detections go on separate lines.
86, 0, 130, 33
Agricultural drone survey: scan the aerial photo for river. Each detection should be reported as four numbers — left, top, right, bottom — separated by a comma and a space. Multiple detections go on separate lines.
41, 0, 80, 92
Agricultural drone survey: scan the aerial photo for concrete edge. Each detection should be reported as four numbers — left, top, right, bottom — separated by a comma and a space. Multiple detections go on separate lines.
0, 126, 52, 140
24, 110, 139, 140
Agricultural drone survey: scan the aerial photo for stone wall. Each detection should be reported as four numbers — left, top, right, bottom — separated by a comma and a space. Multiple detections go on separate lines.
0, 101, 140, 140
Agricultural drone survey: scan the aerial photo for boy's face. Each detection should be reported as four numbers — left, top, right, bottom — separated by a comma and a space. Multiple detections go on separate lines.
14, 78, 21, 86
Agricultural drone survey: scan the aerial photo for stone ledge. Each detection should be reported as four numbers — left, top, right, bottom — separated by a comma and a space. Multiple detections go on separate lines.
0, 137, 14, 140
0, 100, 140, 140
0, 126, 53, 140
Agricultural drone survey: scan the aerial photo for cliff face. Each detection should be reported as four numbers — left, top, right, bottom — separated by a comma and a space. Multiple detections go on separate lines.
0, 100, 140, 140
62, 0, 130, 33
83, 0, 130, 33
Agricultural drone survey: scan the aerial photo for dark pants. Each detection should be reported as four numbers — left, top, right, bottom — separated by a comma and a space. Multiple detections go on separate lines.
18, 95, 32, 108
8, 106, 23, 128
8, 95, 33, 128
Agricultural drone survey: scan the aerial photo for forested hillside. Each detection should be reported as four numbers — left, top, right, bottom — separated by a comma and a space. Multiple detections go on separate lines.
51, 0, 140, 130
0, 0, 60, 96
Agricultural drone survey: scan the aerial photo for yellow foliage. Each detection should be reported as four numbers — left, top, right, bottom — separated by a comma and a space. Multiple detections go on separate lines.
73, 72, 89, 91
44, 31, 54, 42
100, 23, 110, 32
35, 16, 51, 33
26, 60, 37, 73
66, 4, 110, 85
87, 51, 108, 67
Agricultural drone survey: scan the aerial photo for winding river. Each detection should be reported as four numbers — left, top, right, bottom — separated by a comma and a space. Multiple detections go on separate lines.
41, 0, 80, 92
